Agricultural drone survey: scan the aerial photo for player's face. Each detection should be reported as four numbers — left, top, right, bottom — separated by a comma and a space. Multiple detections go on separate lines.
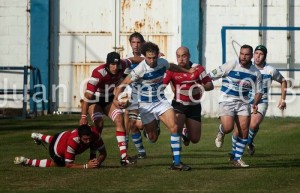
176, 50, 190, 67
108, 63, 118, 74
130, 37, 143, 56
254, 50, 265, 66
145, 51, 158, 68
239, 48, 253, 67
80, 135, 91, 144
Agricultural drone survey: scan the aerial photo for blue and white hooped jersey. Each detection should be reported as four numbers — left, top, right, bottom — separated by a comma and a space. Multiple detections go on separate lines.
130, 58, 170, 103
209, 59, 263, 102
249, 63, 284, 104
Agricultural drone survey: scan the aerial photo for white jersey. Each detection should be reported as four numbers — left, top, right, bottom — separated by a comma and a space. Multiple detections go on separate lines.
250, 63, 284, 104
209, 59, 263, 103
130, 58, 170, 103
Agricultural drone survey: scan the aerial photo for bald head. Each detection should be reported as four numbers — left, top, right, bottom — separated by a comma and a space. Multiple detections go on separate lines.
176, 46, 191, 67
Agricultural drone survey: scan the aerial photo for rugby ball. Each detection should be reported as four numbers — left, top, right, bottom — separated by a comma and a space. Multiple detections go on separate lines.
117, 92, 130, 108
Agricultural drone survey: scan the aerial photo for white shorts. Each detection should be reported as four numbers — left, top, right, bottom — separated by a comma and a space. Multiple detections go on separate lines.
127, 92, 139, 111
251, 103, 268, 116
218, 101, 250, 117
139, 98, 173, 125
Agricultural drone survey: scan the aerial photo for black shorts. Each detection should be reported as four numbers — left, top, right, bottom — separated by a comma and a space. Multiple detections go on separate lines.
49, 133, 65, 167
94, 95, 114, 110
171, 100, 202, 122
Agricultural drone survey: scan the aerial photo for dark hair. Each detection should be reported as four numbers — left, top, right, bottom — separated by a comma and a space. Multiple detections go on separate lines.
129, 32, 145, 43
141, 41, 160, 56
240, 44, 253, 53
78, 124, 92, 137
106, 52, 121, 71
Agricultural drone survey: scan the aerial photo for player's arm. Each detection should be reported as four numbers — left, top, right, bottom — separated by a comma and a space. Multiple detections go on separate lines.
278, 77, 287, 110
80, 92, 94, 125
65, 159, 99, 169
252, 72, 263, 114
113, 75, 133, 108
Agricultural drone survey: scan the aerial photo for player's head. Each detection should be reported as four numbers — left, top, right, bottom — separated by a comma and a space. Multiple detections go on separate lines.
254, 45, 268, 64
141, 41, 160, 68
176, 46, 191, 67
239, 44, 253, 66
106, 51, 121, 74
78, 124, 92, 144
129, 32, 145, 56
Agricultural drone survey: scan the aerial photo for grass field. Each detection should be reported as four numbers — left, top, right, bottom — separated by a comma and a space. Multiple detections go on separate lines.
0, 115, 299, 193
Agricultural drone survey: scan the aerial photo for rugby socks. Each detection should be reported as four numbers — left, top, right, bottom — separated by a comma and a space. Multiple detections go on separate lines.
170, 133, 181, 165
26, 159, 52, 167
234, 137, 248, 160
41, 134, 53, 144
218, 124, 224, 135
248, 127, 259, 145
131, 131, 145, 154
116, 131, 127, 159
231, 134, 237, 156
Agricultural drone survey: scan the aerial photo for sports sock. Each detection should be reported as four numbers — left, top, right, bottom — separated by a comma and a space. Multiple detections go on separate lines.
234, 137, 247, 160
231, 134, 237, 155
170, 133, 181, 165
26, 159, 52, 167
247, 127, 259, 145
116, 131, 127, 159
131, 131, 145, 154
218, 124, 224, 135
41, 134, 53, 144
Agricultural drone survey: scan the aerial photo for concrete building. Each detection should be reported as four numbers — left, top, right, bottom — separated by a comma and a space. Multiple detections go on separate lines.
0, 0, 299, 117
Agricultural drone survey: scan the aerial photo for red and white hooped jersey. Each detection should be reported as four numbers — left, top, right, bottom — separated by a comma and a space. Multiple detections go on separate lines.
163, 63, 212, 105
54, 126, 103, 164
86, 59, 132, 97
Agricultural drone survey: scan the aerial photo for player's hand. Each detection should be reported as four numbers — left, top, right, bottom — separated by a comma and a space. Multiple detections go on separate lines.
252, 105, 258, 114
87, 158, 99, 168
278, 100, 286, 110
80, 117, 88, 125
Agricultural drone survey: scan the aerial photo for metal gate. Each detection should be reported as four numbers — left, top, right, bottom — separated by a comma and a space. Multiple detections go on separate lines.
50, 0, 180, 112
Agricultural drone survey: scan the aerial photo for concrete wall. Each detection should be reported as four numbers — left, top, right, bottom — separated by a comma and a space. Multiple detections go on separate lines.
0, 0, 29, 109
201, 0, 300, 117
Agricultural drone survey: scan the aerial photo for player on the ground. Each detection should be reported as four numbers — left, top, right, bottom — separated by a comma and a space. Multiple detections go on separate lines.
163, 46, 214, 146
209, 44, 263, 167
14, 124, 106, 169
114, 42, 195, 171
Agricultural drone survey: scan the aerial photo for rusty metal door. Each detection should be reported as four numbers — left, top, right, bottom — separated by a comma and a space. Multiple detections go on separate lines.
51, 0, 180, 112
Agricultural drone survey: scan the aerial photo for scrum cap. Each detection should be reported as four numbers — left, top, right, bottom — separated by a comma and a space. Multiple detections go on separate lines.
255, 45, 267, 55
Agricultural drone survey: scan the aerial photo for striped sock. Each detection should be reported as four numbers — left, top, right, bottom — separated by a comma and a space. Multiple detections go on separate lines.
170, 133, 181, 165
41, 134, 53, 144
218, 124, 224, 135
234, 137, 247, 160
116, 131, 127, 159
231, 134, 237, 155
247, 127, 259, 145
131, 131, 145, 154
26, 159, 52, 167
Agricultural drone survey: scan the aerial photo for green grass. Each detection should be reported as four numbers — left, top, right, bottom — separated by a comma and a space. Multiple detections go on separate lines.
0, 115, 299, 193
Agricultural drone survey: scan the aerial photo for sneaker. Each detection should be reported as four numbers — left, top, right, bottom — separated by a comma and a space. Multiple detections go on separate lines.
137, 152, 147, 159
228, 153, 235, 161
232, 159, 249, 168
14, 156, 28, 165
215, 131, 224, 148
31, 133, 42, 145
120, 156, 137, 166
181, 127, 190, 146
247, 143, 255, 156
169, 163, 191, 171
